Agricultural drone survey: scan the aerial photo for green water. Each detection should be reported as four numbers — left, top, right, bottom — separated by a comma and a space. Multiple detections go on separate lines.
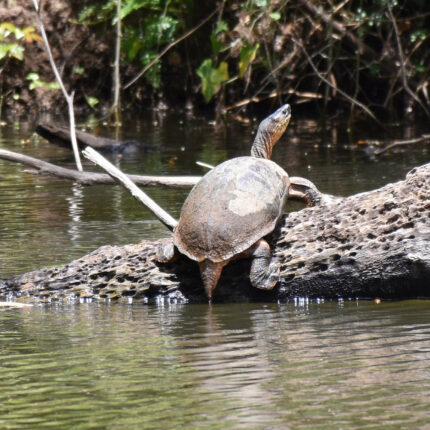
0, 111, 429, 428
1, 301, 430, 429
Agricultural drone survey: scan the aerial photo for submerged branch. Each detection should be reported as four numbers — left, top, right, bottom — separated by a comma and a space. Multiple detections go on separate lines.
0, 149, 200, 188
373, 134, 430, 156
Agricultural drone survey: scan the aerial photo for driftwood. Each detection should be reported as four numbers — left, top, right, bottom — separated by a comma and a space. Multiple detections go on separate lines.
82, 147, 178, 230
1, 163, 429, 304
0, 149, 200, 189
36, 123, 151, 152
0, 149, 328, 204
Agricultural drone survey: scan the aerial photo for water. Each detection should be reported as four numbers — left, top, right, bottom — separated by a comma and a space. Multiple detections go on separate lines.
1, 301, 430, 429
0, 111, 430, 428
0, 112, 428, 277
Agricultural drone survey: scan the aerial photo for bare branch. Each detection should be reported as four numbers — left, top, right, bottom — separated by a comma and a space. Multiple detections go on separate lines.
293, 38, 383, 126
387, 4, 430, 118
374, 134, 430, 156
31, 0, 83, 171
82, 147, 178, 231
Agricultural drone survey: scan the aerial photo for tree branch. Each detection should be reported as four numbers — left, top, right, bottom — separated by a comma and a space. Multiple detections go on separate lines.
31, 0, 83, 171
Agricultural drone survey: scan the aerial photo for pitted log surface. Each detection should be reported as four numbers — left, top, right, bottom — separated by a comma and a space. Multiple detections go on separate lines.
1, 164, 429, 303
274, 163, 430, 298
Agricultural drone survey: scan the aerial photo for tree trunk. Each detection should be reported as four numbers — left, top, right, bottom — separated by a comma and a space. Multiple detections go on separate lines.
1, 163, 429, 304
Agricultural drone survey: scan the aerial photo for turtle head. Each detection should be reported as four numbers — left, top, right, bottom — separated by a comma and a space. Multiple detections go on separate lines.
251, 104, 291, 159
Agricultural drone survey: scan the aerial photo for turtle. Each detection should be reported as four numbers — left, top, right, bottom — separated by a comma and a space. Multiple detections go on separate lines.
157, 103, 295, 300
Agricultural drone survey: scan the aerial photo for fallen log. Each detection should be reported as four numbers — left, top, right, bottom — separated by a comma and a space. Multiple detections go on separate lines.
0, 149, 329, 203
36, 123, 151, 152
1, 163, 429, 304
0, 149, 200, 188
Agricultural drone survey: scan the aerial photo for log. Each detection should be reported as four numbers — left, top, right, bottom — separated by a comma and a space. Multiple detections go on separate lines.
0, 149, 200, 189
0, 149, 330, 204
36, 123, 151, 152
1, 163, 429, 304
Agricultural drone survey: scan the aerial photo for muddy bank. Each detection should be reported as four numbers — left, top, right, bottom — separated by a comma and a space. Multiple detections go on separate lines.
0, 0, 112, 114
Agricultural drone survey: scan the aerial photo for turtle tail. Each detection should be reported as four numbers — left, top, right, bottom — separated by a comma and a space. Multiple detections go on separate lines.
198, 260, 225, 301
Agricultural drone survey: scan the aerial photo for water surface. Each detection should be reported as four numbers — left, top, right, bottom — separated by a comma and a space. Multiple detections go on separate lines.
0, 111, 428, 277
1, 301, 430, 429
0, 111, 429, 428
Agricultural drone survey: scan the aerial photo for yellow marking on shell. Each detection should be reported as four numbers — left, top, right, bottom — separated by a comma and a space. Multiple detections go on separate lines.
228, 188, 268, 216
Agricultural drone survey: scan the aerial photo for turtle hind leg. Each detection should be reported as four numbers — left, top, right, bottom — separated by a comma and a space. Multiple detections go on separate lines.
156, 238, 179, 263
198, 260, 225, 301
248, 239, 280, 290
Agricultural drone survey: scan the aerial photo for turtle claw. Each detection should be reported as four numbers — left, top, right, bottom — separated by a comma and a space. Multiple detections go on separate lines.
250, 258, 280, 290
260, 261, 280, 290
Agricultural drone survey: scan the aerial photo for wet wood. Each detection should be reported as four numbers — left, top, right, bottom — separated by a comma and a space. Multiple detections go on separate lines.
1, 163, 429, 304
0, 149, 200, 188
36, 123, 150, 152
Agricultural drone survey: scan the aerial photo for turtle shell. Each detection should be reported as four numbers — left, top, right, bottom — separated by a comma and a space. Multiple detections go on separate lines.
173, 156, 290, 263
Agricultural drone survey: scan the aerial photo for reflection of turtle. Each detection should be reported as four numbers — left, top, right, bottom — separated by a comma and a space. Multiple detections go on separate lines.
158, 104, 296, 300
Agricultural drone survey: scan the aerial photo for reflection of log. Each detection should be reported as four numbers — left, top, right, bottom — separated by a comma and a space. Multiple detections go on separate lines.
1, 163, 429, 304
36, 123, 150, 152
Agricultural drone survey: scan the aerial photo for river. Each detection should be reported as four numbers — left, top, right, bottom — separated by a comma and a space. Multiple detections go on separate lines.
0, 110, 429, 428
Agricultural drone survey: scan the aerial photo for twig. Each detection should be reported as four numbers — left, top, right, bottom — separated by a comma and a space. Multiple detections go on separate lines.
82, 147, 178, 231
31, 0, 83, 171
293, 37, 383, 126
123, 7, 218, 90
387, 4, 430, 118
111, 0, 122, 124
196, 161, 214, 170
374, 134, 430, 156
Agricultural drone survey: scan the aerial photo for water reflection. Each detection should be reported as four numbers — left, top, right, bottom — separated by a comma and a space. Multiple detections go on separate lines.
0, 301, 430, 429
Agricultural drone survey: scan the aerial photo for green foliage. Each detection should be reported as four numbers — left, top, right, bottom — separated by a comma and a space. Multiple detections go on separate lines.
79, 0, 181, 90
84, 93, 100, 108
239, 43, 259, 78
0, 22, 41, 61
197, 59, 229, 102
122, 12, 178, 88
26, 73, 60, 91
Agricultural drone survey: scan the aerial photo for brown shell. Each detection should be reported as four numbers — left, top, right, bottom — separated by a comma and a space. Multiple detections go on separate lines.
173, 157, 290, 263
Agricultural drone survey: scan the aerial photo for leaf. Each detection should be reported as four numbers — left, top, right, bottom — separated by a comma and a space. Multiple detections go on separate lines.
214, 21, 228, 35
239, 43, 259, 78
0, 22, 17, 38
85, 95, 99, 108
210, 34, 222, 56
0, 43, 24, 61
26, 73, 60, 91
8, 43, 24, 60
120, 0, 160, 20
197, 59, 229, 102
269, 12, 281, 21
22, 26, 42, 43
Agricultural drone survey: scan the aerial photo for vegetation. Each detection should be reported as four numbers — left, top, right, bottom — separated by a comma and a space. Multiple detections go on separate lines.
1, 0, 430, 121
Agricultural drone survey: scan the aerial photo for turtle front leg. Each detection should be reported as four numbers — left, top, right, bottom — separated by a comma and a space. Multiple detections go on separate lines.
247, 239, 280, 290
289, 177, 339, 207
